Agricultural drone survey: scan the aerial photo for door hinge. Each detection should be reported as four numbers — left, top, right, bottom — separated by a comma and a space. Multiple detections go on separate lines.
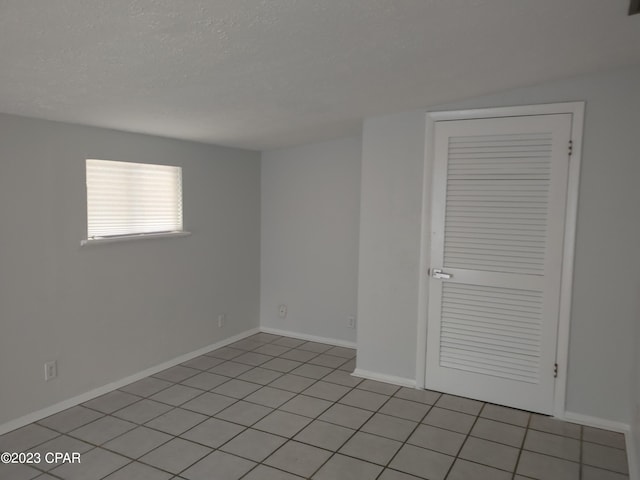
554, 363, 558, 378
568, 140, 573, 157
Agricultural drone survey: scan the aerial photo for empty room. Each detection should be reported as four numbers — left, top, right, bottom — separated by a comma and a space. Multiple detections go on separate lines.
1, 1, 639, 479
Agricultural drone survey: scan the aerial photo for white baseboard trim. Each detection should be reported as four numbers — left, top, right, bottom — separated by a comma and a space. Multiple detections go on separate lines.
562, 410, 639, 479
259, 327, 356, 349
561, 411, 630, 434
351, 368, 416, 388
0, 328, 260, 436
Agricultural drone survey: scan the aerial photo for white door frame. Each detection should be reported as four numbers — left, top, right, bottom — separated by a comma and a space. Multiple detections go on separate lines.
415, 102, 585, 419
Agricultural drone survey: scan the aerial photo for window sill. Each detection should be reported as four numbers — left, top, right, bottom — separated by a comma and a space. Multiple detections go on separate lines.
80, 231, 191, 247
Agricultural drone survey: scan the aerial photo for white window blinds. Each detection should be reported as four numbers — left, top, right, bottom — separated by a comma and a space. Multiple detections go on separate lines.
86, 159, 183, 239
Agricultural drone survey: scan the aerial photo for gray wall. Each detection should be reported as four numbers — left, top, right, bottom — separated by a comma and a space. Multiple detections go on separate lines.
357, 65, 640, 424
0, 114, 261, 426
261, 136, 362, 343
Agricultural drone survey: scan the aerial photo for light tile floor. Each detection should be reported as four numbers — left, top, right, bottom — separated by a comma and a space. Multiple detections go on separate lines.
0, 333, 630, 480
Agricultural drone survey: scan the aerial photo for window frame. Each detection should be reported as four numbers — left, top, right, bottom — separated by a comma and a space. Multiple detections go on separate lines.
81, 159, 190, 246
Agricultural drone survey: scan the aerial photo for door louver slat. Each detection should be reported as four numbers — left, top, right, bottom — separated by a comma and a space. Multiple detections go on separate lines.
443, 133, 552, 276
440, 132, 552, 381
440, 282, 543, 384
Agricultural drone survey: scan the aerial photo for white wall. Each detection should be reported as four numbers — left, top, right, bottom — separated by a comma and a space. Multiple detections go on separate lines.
356, 111, 426, 381
357, 65, 640, 424
261, 136, 362, 343
0, 114, 261, 427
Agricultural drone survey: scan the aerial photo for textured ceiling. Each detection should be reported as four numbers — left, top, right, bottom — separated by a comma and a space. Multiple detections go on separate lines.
0, 0, 639, 150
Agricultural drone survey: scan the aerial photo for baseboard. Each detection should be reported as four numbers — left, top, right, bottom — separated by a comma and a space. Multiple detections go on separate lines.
562, 411, 638, 478
562, 411, 630, 434
259, 327, 356, 349
351, 368, 416, 388
0, 327, 260, 436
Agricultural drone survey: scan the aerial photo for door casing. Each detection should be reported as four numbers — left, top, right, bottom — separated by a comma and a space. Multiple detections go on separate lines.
415, 102, 585, 419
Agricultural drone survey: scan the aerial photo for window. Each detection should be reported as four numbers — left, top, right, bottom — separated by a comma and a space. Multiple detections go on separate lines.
83, 159, 187, 245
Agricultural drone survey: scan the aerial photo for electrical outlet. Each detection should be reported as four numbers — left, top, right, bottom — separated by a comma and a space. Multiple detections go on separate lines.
278, 304, 287, 319
45, 361, 57, 381
218, 314, 225, 328
347, 315, 356, 329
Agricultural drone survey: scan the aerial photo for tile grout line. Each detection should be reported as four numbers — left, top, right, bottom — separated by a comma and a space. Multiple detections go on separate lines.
30, 336, 282, 479
137, 334, 345, 479
442, 398, 484, 479
171, 333, 349, 480
207, 335, 421, 479
89, 334, 293, 480
134, 335, 298, 479
18, 365, 554, 479
242, 336, 369, 479
24, 361, 615, 480
236, 376, 444, 479
5, 333, 629, 480
234, 365, 365, 480
292, 377, 410, 479
250, 338, 589, 479
373, 392, 440, 480
511, 406, 533, 480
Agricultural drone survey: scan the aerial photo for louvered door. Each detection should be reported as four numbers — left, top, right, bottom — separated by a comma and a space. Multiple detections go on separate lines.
425, 114, 572, 414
